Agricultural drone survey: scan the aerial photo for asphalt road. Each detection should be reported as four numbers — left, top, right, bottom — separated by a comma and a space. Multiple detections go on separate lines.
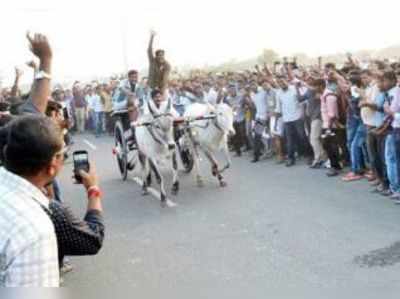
60, 134, 400, 296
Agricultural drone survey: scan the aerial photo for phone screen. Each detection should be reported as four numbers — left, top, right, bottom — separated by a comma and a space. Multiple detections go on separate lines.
73, 151, 89, 183
74, 153, 88, 163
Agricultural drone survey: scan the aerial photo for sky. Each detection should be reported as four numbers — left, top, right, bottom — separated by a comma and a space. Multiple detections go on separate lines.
1, 0, 400, 86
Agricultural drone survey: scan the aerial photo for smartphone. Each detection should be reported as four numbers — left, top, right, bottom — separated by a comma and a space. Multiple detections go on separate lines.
73, 150, 90, 184
63, 107, 69, 120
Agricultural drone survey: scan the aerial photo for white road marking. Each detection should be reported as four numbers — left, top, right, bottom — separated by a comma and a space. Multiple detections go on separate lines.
132, 177, 177, 207
83, 139, 97, 150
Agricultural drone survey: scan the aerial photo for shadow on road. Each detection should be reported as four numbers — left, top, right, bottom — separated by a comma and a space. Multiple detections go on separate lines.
354, 241, 400, 268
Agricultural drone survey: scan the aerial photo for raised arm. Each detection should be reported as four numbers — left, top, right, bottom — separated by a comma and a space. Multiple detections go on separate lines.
287, 63, 295, 82
273, 62, 279, 75
317, 57, 322, 71
334, 71, 350, 93
265, 75, 278, 89
26, 32, 52, 114
263, 63, 273, 77
148, 30, 156, 62
346, 53, 359, 68
255, 64, 267, 76
10, 68, 23, 97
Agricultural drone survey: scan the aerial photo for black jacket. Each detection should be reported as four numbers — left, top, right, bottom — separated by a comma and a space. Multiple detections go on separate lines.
46, 201, 105, 264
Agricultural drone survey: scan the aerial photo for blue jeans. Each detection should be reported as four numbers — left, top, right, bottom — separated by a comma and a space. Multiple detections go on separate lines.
283, 119, 313, 160
347, 116, 367, 173
95, 112, 104, 136
385, 132, 400, 193
394, 129, 400, 185
87, 110, 96, 131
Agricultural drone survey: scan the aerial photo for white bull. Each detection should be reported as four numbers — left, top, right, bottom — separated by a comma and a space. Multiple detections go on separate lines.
135, 98, 179, 207
183, 103, 235, 187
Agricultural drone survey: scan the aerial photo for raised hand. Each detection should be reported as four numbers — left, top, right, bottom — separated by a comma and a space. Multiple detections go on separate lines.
26, 32, 52, 62
78, 162, 99, 190
25, 32, 52, 113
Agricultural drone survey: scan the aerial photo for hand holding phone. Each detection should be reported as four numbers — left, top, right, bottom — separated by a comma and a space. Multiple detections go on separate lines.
73, 150, 90, 184
79, 165, 99, 191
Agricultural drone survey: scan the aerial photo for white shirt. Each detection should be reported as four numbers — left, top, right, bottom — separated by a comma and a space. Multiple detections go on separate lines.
204, 88, 218, 106
252, 90, 268, 120
119, 79, 137, 93
0, 168, 59, 287
275, 86, 302, 122
361, 83, 379, 126
90, 94, 104, 113
85, 94, 96, 111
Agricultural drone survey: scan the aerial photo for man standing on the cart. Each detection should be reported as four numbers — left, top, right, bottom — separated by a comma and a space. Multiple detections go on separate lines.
147, 30, 171, 95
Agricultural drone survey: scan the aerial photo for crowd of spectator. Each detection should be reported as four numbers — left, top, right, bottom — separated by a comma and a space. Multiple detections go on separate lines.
164, 56, 400, 203
1, 29, 400, 287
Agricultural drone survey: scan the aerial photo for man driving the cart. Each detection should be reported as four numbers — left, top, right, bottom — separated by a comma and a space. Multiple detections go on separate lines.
112, 70, 141, 144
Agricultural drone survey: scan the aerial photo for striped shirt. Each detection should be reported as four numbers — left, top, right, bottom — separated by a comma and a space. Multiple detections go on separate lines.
0, 167, 59, 287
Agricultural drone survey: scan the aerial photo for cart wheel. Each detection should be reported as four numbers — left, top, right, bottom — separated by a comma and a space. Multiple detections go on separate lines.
180, 147, 194, 173
114, 121, 128, 180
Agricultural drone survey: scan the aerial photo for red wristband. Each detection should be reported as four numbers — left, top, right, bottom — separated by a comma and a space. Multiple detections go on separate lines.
87, 186, 102, 198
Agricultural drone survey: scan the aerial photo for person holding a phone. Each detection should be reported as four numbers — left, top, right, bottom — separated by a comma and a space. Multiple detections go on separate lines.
47, 152, 104, 279
31, 99, 104, 276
